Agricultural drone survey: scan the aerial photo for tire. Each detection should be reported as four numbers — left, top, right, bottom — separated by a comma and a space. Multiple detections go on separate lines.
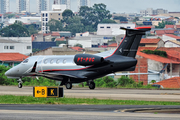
18, 83, 22, 88
66, 82, 72, 89
89, 82, 95, 90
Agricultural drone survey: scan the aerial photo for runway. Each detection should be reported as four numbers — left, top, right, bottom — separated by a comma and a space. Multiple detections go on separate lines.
0, 86, 180, 101
0, 104, 180, 120
1, 86, 180, 119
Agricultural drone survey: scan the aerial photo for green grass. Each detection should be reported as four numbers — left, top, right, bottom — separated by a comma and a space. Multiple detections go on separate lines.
0, 95, 180, 105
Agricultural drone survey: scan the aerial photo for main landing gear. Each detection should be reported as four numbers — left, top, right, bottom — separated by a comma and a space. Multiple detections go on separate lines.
66, 82, 72, 89
89, 81, 95, 90
17, 78, 23, 88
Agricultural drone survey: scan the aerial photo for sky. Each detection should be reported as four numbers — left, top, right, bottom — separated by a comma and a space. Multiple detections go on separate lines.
9, 0, 180, 13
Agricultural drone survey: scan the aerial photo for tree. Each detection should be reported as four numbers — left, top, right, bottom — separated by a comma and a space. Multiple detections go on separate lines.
74, 43, 83, 48
47, 19, 63, 31
62, 9, 74, 19
155, 21, 174, 28
92, 3, 112, 27
79, 3, 112, 29
133, 17, 139, 22
0, 23, 30, 37
64, 16, 85, 35
28, 25, 38, 35
100, 19, 116, 23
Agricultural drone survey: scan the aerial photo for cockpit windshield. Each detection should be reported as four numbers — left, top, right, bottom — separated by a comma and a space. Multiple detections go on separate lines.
23, 59, 29, 63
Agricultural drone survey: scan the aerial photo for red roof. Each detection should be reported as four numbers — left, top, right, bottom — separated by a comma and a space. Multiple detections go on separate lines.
55, 37, 65, 41
138, 47, 157, 51
70, 47, 84, 51
156, 30, 175, 36
140, 38, 161, 44
51, 32, 60, 36
154, 77, 180, 88
43, 33, 51, 36
157, 47, 180, 62
165, 25, 174, 29
0, 53, 28, 62
164, 34, 180, 39
108, 43, 117, 47
176, 25, 180, 29
137, 51, 180, 64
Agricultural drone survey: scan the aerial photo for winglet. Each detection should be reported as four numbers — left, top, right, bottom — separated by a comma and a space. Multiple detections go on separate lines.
31, 61, 37, 73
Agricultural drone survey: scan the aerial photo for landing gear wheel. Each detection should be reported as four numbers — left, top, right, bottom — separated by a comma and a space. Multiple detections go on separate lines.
89, 81, 95, 90
18, 83, 22, 88
66, 82, 72, 89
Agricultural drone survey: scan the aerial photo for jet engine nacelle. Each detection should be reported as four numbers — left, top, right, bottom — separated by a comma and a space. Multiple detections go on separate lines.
74, 54, 104, 66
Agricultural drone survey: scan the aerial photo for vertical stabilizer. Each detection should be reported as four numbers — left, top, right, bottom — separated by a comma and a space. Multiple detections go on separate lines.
113, 27, 151, 58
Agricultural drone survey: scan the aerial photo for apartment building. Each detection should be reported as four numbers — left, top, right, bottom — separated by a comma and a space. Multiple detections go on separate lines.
59, 0, 71, 9
77, 0, 91, 10
0, 0, 9, 13
37, 0, 50, 13
16, 0, 30, 13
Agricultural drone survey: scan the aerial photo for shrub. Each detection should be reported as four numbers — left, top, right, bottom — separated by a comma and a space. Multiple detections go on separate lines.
117, 76, 135, 86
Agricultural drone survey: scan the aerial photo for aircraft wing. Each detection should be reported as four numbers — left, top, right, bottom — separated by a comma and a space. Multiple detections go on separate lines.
107, 72, 160, 76
31, 71, 87, 79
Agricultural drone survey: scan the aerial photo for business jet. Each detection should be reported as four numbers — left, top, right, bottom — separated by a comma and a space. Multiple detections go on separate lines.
5, 27, 152, 89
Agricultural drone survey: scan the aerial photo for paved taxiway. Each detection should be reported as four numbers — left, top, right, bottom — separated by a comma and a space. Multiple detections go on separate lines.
0, 104, 180, 120
1, 86, 180, 101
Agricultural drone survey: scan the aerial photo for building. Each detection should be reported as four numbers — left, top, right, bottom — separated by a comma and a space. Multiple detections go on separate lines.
16, 0, 30, 13
0, 37, 32, 55
33, 46, 98, 56
37, 0, 50, 13
0, 53, 28, 67
165, 40, 180, 47
140, 8, 168, 16
0, 0, 9, 13
77, 0, 91, 10
97, 23, 135, 35
139, 38, 164, 48
162, 34, 180, 42
41, 4, 66, 33
59, 0, 71, 9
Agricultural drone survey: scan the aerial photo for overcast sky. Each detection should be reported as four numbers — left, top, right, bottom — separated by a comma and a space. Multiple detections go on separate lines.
10, 0, 180, 13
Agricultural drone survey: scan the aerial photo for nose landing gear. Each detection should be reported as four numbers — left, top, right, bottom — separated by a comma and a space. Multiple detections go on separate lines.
17, 78, 23, 88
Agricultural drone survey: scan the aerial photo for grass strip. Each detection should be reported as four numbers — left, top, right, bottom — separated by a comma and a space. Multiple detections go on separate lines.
0, 95, 180, 105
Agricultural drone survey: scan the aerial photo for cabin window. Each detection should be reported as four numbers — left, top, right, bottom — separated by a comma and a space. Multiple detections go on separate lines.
50, 59, 54, 64
56, 59, 60, 64
63, 59, 66, 64
44, 59, 48, 64
100, 26, 104, 28
107, 26, 111, 28
23, 59, 29, 63
10, 46, 14, 49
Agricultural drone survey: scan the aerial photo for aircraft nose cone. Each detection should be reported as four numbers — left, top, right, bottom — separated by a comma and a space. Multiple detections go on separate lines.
5, 70, 11, 76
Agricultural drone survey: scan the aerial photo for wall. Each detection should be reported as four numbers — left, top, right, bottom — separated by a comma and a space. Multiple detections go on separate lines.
162, 35, 176, 42
165, 42, 180, 47
0, 42, 32, 55
130, 57, 148, 85
97, 24, 135, 35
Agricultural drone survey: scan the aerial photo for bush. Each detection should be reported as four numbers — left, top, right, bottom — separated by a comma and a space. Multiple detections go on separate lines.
141, 50, 167, 58
95, 76, 117, 88
117, 76, 135, 86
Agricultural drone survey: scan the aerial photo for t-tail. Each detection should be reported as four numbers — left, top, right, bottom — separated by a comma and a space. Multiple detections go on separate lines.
113, 27, 151, 58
